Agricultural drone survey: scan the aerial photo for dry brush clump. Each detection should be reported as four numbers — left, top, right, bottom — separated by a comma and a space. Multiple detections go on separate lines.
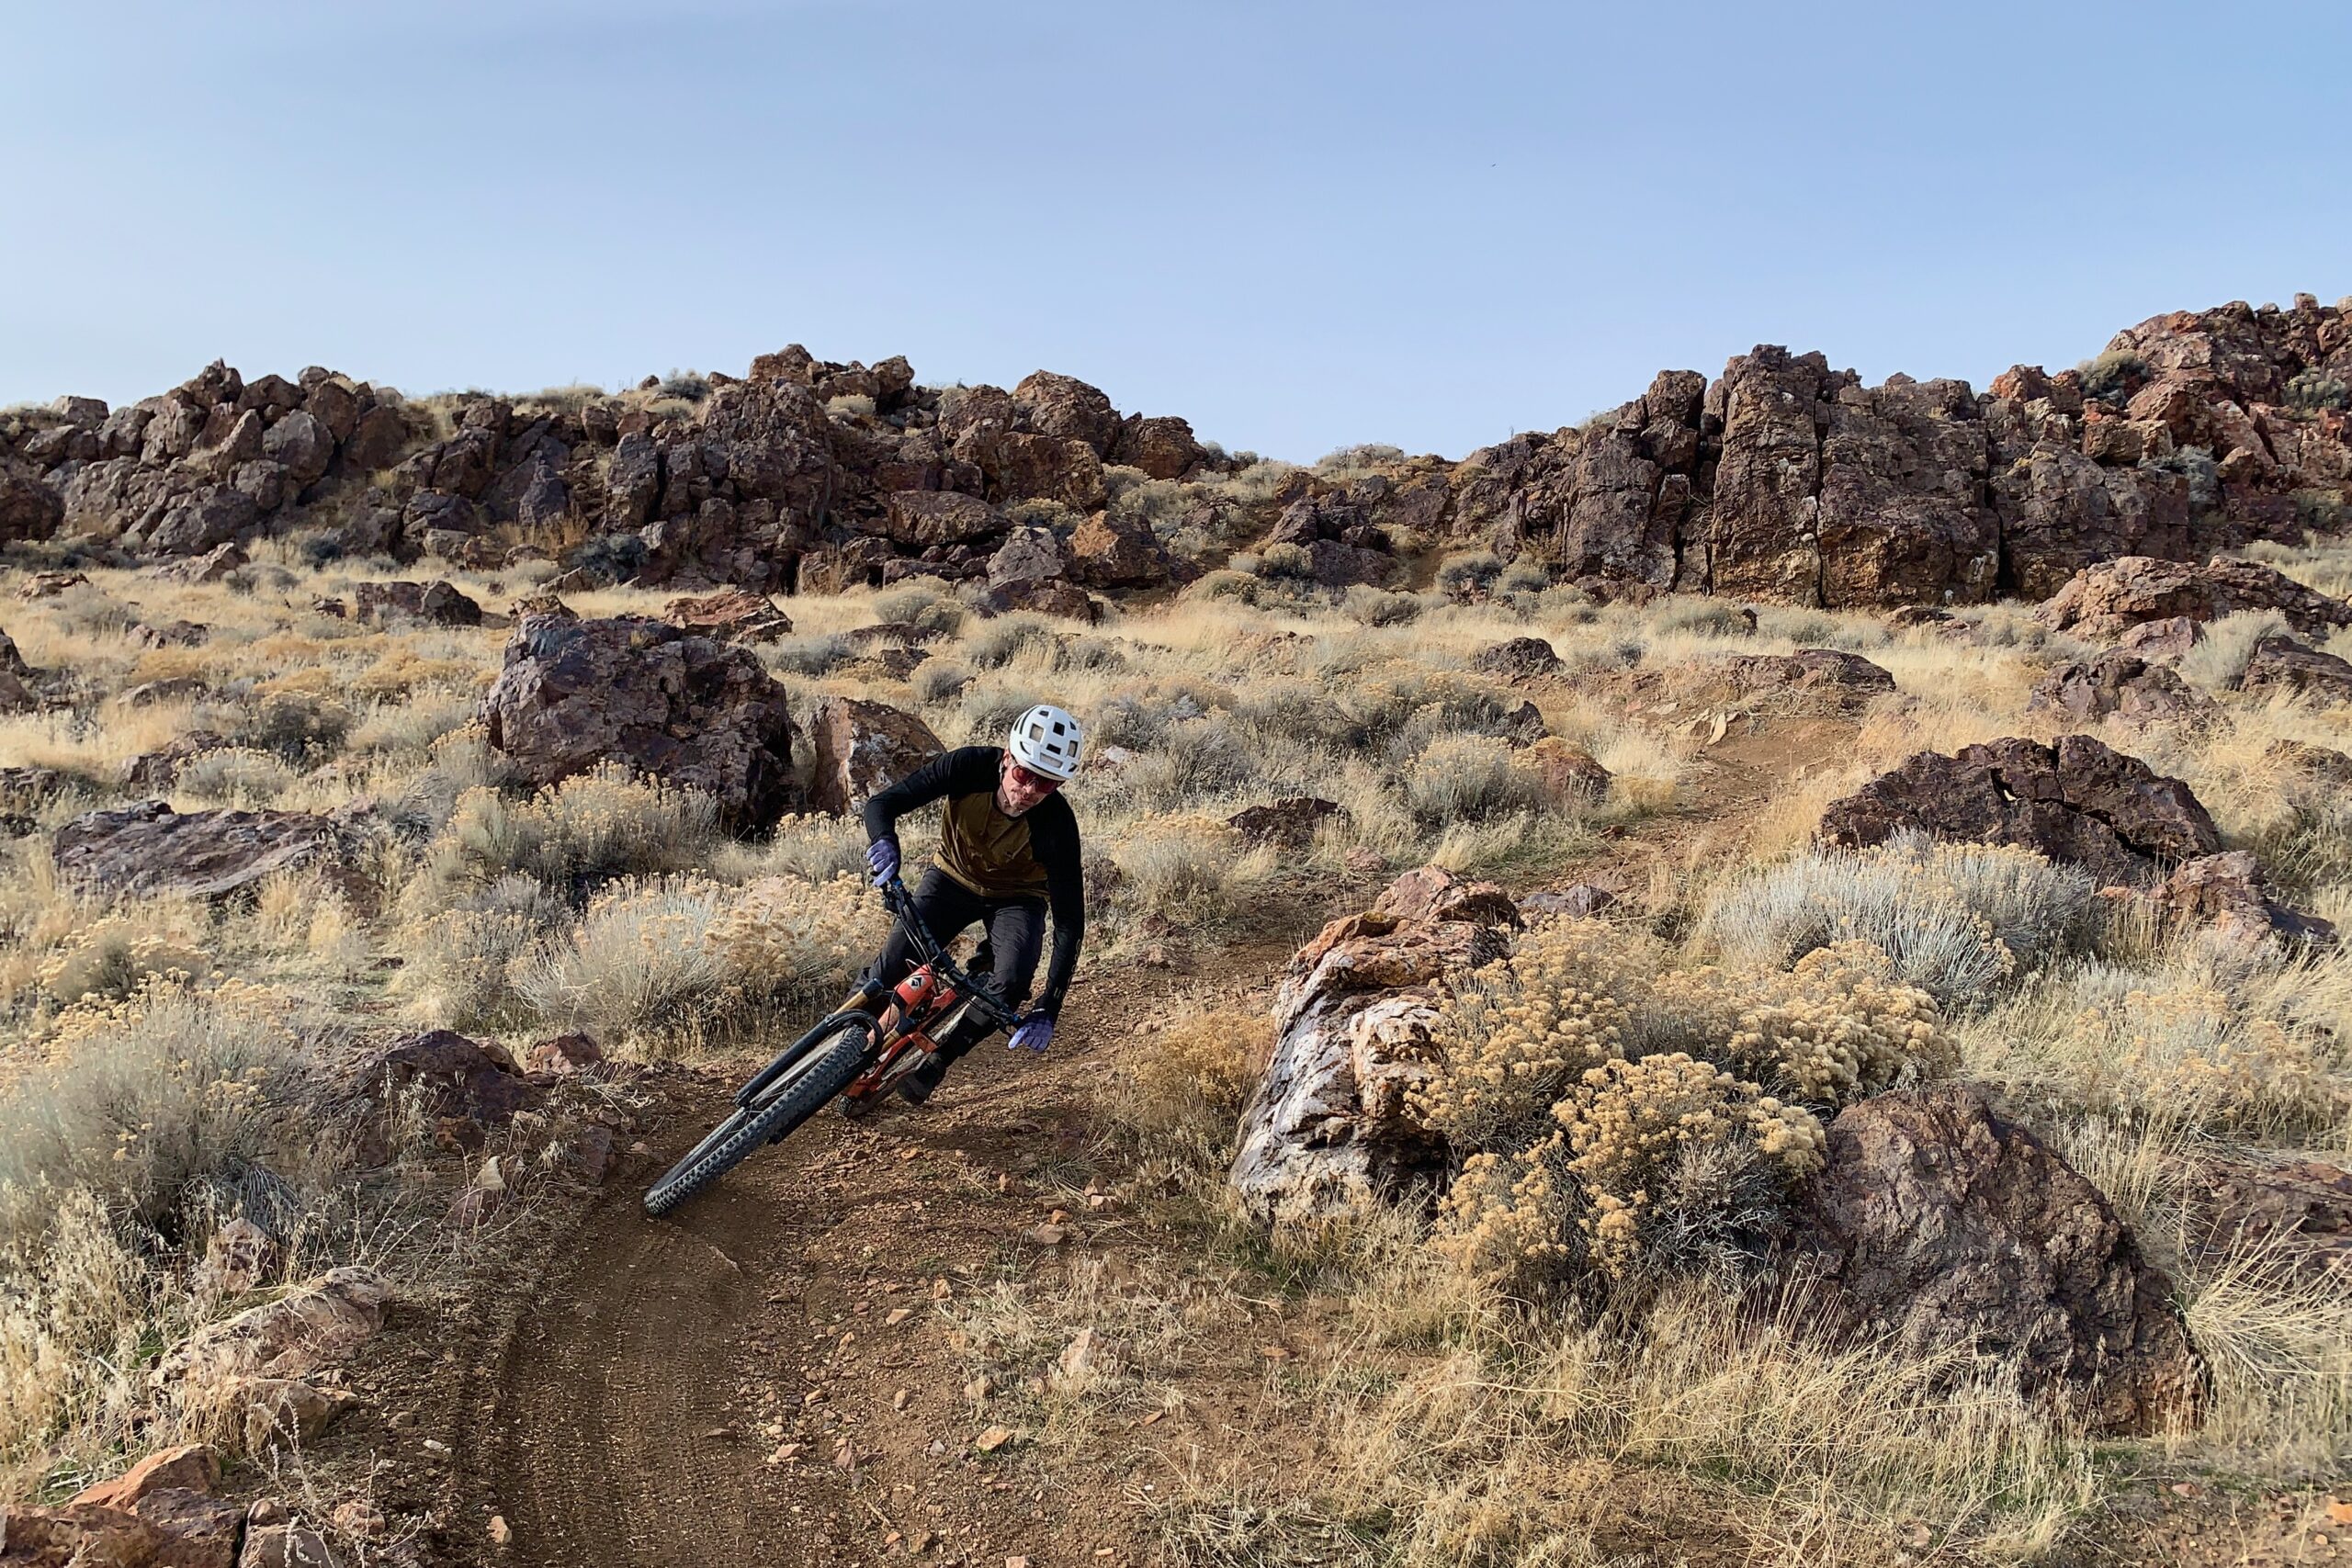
1417, 920, 1948, 1298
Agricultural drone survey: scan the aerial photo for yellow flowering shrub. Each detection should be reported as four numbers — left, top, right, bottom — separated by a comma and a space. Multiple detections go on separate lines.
1655, 942, 1951, 1111
703, 874, 886, 1012
2057, 980, 2348, 1137
37, 916, 212, 1005
1413, 919, 1635, 1151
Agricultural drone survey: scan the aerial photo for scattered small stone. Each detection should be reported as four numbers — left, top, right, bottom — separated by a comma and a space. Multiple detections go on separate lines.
893, 1388, 911, 1411
885, 1307, 912, 1326
489, 1513, 512, 1546
974, 1424, 1015, 1453
1028, 1224, 1069, 1246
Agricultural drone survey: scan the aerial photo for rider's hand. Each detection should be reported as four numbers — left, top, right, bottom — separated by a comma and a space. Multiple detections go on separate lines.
865, 840, 899, 889
1008, 1014, 1054, 1054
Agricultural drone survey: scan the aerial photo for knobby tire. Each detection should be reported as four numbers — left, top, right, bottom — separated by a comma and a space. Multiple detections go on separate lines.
642, 1020, 870, 1218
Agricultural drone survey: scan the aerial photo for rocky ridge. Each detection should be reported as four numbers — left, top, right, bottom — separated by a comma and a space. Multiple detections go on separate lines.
4, 296, 2347, 609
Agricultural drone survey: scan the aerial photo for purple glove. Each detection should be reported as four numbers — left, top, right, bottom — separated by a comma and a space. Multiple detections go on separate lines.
1009, 1014, 1054, 1054
865, 840, 899, 889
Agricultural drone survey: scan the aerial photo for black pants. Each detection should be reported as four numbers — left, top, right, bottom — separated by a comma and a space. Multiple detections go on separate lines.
868, 866, 1044, 1070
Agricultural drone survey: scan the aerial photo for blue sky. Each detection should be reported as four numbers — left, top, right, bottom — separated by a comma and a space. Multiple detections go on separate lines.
6, 1, 2346, 461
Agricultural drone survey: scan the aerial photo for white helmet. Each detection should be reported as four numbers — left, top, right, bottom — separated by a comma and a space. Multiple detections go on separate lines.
1008, 704, 1083, 782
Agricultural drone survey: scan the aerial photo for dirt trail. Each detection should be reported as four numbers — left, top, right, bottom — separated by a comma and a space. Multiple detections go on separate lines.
447, 950, 1291, 1568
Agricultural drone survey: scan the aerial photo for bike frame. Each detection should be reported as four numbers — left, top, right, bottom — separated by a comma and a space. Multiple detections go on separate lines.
736, 877, 1019, 1111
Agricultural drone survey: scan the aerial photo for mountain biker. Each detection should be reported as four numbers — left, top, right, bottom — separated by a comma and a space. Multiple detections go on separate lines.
857, 704, 1085, 1105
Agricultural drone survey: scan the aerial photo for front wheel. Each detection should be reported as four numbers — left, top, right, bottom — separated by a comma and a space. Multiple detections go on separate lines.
643, 1019, 871, 1218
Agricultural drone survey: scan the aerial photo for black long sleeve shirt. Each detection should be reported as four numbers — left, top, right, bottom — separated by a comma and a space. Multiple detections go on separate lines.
861, 746, 1085, 1019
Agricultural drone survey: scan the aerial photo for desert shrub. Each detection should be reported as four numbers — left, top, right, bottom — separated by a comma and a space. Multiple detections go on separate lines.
731, 812, 870, 884
1316, 442, 1407, 477
873, 584, 967, 637
1116, 713, 1261, 810
1649, 597, 1754, 639
1340, 585, 1422, 626
512, 876, 726, 1048
1650, 942, 1953, 1111
1114, 1005, 1270, 1160
0, 981, 303, 1259
1985, 962, 2352, 1140
2176, 608, 2291, 692
1416, 919, 1636, 1151
172, 746, 296, 806
230, 694, 351, 763
703, 874, 883, 1016
1215, 459, 1303, 508
825, 392, 875, 418
1002, 498, 1085, 535
1434, 551, 1502, 598
1436, 1054, 1823, 1292
1110, 477, 1191, 536
2078, 348, 2149, 401
431, 763, 720, 900
910, 659, 973, 705
1257, 542, 1313, 581
347, 691, 476, 757
956, 675, 1046, 746
1190, 568, 1261, 603
1699, 834, 2098, 1006
766, 631, 855, 677
1403, 734, 1546, 829
965, 613, 1060, 671
2143, 443, 2222, 516
657, 369, 710, 401
1111, 817, 1274, 929
2286, 369, 2351, 412
38, 914, 212, 1005
392, 874, 559, 1029
1496, 558, 1551, 596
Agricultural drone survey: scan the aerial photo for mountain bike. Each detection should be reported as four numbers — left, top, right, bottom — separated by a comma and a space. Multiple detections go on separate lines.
642, 877, 1017, 1218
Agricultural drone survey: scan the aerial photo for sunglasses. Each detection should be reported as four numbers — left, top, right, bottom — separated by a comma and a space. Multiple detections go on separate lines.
1008, 763, 1064, 792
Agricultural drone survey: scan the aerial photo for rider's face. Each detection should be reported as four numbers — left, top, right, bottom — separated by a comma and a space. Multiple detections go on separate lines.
997, 753, 1063, 817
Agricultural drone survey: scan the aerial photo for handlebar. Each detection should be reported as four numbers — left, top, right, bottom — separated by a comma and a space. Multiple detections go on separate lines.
880, 877, 1021, 1031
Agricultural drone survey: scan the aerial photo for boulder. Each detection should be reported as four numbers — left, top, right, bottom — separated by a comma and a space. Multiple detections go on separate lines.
51, 802, 347, 899
806, 696, 944, 817
1518, 883, 1618, 919
153, 1267, 390, 1391
260, 411, 333, 485
351, 579, 481, 626
237, 1523, 341, 1567
1818, 734, 2219, 887
1791, 1084, 2207, 1436
2150, 851, 2335, 944
1012, 370, 1121, 456
2026, 651, 2209, 725
1224, 796, 1340, 850
985, 578, 1100, 622
133, 619, 209, 649
660, 588, 792, 642
1715, 649, 1897, 699
1064, 513, 1170, 589
2196, 1157, 2352, 1282
15, 570, 88, 600
0, 628, 36, 713
1516, 737, 1611, 806
1112, 414, 1204, 479
118, 731, 231, 790
881, 489, 1005, 547
143, 486, 257, 558
147, 542, 246, 585
357, 1029, 544, 1128
70, 1446, 220, 1511
524, 1032, 605, 1077
236, 1376, 356, 1451
985, 525, 1063, 590
2038, 556, 2352, 641
1229, 867, 1520, 1224
0, 471, 62, 544
479, 613, 798, 829
2237, 635, 2352, 702
1470, 636, 1563, 681
2115, 615, 2204, 661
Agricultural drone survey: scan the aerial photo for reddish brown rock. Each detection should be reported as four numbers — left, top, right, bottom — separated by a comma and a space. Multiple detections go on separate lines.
661, 587, 793, 642
351, 579, 481, 626
2151, 851, 2335, 943
358, 1030, 543, 1128
2038, 556, 2352, 641
51, 802, 347, 899
1065, 513, 1170, 589
1516, 737, 1612, 805
480, 613, 798, 829
1224, 796, 1340, 850
1818, 734, 2219, 886
879, 490, 1005, 547
806, 696, 944, 817
1470, 636, 1563, 681
153, 1267, 390, 1390
1229, 866, 1521, 1224
1792, 1084, 2207, 1436
2027, 651, 2210, 726
2237, 635, 2352, 702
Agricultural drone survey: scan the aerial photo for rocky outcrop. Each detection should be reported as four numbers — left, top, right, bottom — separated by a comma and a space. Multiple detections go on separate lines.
2026, 651, 2209, 725
0, 1445, 244, 1568
1471, 636, 1563, 681
479, 613, 798, 829
1818, 734, 2220, 886
2149, 851, 2335, 944
661, 587, 793, 642
2237, 635, 2352, 702
805, 696, 944, 817
1228, 866, 1519, 1224
351, 579, 481, 626
6, 295, 2346, 608
1225, 796, 1340, 849
1792, 1084, 2206, 1436
51, 802, 350, 898
2037, 555, 2352, 640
